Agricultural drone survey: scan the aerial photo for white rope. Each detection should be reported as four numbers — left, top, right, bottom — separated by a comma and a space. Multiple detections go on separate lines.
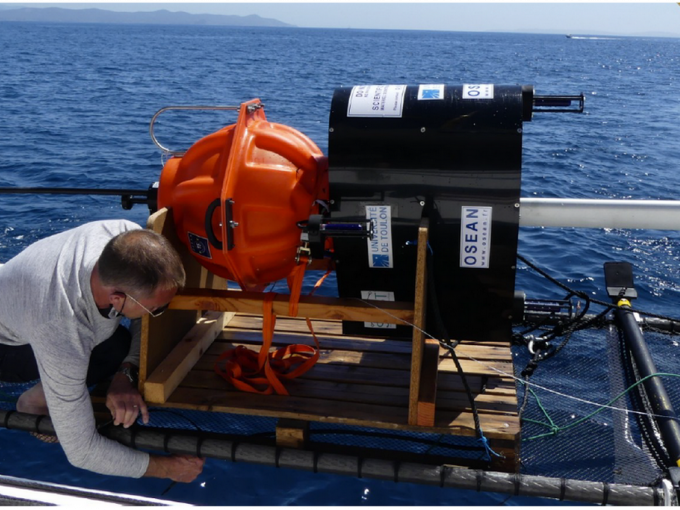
354, 297, 670, 420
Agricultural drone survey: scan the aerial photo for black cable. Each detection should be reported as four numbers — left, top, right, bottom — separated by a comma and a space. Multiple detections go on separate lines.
518, 254, 680, 324
517, 302, 600, 378
514, 314, 553, 341
309, 428, 483, 453
514, 254, 615, 422
425, 244, 484, 448
160, 481, 177, 497
514, 254, 660, 379
539, 306, 612, 363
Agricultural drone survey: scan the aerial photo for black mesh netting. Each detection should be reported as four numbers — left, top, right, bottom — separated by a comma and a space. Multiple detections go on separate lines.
132, 319, 680, 487
513, 323, 680, 487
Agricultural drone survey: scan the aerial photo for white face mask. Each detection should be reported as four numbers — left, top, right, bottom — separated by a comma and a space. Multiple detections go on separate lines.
102, 304, 122, 320
108, 306, 122, 320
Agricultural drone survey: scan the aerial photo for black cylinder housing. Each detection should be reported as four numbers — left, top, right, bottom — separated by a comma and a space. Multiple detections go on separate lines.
328, 84, 529, 342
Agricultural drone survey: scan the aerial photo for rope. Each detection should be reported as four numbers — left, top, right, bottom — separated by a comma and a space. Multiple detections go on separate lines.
513, 252, 680, 438
356, 291, 680, 424
214, 293, 320, 395
521, 372, 680, 441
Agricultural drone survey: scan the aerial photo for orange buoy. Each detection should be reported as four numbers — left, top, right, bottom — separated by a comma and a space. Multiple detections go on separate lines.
157, 99, 329, 291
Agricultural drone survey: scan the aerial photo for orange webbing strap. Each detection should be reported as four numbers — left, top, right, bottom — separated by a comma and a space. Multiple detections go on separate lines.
213, 345, 274, 394
286, 254, 308, 317
214, 292, 321, 396
287, 254, 333, 311
309, 266, 333, 297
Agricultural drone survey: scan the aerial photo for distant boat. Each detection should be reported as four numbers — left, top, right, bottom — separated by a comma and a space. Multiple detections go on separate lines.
567, 34, 617, 40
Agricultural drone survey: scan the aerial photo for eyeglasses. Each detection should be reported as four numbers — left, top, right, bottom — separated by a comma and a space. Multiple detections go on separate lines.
115, 292, 170, 318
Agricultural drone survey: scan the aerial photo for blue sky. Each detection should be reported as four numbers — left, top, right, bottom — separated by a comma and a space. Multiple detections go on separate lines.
5, 2, 680, 37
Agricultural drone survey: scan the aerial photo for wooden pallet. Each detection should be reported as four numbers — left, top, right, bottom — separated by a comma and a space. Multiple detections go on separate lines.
138, 208, 520, 472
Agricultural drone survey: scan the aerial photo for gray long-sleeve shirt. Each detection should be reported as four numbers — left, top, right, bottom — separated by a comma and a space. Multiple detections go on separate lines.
0, 220, 149, 477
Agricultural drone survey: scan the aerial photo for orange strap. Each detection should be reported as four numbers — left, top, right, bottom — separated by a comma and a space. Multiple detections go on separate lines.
214, 291, 321, 396
286, 254, 308, 317
309, 266, 333, 297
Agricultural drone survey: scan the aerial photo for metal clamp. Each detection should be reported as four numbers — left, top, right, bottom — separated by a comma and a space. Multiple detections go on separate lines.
246, 103, 264, 114
295, 245, 313, 265
528, 336, 551, 356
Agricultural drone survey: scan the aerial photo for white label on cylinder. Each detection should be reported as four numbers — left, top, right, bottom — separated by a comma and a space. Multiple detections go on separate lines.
460, 206, 492, 269
366, 205, 393, 268
462, 84, 494, 100
347, 85, 406, 117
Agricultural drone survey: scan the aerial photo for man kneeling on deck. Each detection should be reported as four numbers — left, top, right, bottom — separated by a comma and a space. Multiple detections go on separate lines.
0, 220, 204, 482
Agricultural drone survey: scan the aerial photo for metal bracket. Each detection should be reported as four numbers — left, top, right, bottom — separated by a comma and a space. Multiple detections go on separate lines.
295, 245, 312, 265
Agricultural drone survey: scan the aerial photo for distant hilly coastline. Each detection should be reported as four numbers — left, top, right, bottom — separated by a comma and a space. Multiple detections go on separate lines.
0, 6, 294, 27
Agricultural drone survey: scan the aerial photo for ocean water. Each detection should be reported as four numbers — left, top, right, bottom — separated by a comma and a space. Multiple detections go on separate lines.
0, 21, 679, 505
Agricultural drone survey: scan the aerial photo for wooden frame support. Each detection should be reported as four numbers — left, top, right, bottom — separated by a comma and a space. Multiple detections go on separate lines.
144, 311, 234, 403
158, 212, 441, 426
141, 207, 228, 389
417, 340, 441, 426
136, 207, 520, 471
276, 419, 310, 449
408, 218, 441, 426
170, 289, 415, 325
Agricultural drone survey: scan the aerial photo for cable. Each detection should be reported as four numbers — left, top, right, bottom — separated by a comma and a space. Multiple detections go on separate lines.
517, 253, 680, 324
512, 253, 680, 387
424, 242, 499, 462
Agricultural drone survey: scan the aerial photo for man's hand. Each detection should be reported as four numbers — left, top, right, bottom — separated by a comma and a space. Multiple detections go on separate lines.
106, 366, 148, 428
145, 454, 205, 483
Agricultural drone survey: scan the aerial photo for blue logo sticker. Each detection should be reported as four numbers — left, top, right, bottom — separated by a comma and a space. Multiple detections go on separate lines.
371, 254, 391, 268
418, 84, 444, 101
366, 204, 393, 269
188, 232, 211, 259
421, 88, 441, 99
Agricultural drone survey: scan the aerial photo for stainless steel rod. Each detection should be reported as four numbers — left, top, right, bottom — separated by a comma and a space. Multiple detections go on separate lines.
520, 198, 680, 230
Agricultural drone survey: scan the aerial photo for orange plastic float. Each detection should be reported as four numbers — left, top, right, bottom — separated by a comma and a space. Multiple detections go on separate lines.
157, 99, 329, 291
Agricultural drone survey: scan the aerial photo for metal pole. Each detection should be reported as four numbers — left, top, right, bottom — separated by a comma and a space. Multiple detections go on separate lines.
520, 198, 680, 230
616, 299, 680, 465
0, 187, 149, 196
0, 187, 157, 211
2, 189, 680, 229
